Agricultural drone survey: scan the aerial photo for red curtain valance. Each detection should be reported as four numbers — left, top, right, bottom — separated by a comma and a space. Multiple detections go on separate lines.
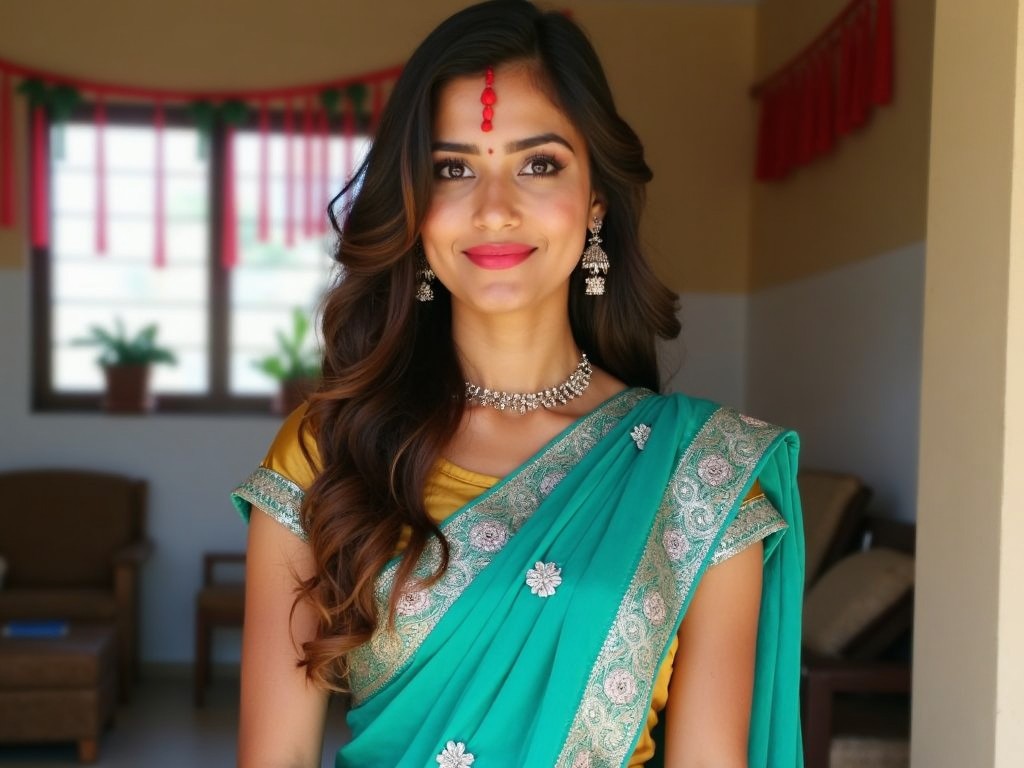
0, 55, 402, 269
751, 0, 894, 182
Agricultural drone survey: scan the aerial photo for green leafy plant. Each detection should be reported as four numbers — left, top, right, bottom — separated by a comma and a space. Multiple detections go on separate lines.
72, 319, 177, 367
253, 308, 321, 382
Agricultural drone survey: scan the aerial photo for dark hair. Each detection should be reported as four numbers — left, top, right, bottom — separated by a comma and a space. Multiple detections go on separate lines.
296, 0, 680, 690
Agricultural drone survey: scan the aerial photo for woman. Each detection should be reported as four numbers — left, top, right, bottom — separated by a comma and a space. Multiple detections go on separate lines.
232, 2, 804, 766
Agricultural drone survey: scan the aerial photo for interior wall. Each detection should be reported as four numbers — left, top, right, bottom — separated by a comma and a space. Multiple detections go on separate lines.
746, 0, 934, 521
0, 1, 757, 664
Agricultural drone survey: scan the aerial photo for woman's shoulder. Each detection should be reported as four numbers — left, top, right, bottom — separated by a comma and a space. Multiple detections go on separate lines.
260, 402, 321, 490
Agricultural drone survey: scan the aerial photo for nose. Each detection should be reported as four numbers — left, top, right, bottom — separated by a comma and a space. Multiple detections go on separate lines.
471, 175, 521, 232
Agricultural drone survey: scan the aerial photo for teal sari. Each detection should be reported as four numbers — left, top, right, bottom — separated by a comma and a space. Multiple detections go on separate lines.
336, 389, 804, 767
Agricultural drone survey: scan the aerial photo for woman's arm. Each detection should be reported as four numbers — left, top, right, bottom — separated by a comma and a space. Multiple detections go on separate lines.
238, 509, 329, 768
662, 540, 764, 768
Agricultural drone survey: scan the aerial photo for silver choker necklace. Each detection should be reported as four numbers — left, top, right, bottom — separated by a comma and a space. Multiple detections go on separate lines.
465, 352, 592, 415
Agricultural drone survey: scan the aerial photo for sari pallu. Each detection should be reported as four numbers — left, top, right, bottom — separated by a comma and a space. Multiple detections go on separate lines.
339, 389, 804, 768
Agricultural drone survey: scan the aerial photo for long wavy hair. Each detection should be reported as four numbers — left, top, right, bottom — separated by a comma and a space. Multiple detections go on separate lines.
295, 0, 681, 690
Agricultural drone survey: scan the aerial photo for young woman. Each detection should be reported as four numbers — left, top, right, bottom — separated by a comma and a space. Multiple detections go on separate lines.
232, 3, 804, 766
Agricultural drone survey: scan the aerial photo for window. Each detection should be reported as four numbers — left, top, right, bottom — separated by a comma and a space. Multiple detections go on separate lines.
33, 104, 369, 412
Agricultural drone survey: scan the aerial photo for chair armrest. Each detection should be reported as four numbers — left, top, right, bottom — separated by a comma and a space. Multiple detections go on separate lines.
802, 651, 911, 694
114, 540, 154, 567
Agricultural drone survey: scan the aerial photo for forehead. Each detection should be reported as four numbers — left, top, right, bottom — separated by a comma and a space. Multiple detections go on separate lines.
432, 64, 581, 142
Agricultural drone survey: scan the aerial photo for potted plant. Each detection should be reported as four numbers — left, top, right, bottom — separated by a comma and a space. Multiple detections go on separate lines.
253, 308, 322, 414
72, 319, 177, 413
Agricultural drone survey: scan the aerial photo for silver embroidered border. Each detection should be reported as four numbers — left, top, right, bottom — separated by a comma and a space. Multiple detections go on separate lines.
555, 408, 784, 768
232, 467, 308, 542
347, 389, 652, 705
710, 495, 787, 566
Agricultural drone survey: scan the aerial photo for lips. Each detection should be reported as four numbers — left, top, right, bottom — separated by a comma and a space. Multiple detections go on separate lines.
463, 243, 536, 270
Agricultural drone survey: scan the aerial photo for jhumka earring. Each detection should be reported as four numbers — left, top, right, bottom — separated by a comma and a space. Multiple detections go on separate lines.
415, 249, 436, 303
581, 217, 610, 296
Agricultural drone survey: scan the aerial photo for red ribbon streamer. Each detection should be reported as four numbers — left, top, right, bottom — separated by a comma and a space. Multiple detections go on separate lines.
154, 103, 166, 269
95, 98, 107, 254
873, 0, 894, 105
303, 96, 313, 238
0, 71, 14, 228
258, 100, 270, 242
284, 102, 295, 247
319, 105, 329, 235
796, 67, 816, 166
222, 123, 238, 269
30, 105, 48, 248
815, 53, 835, 157
371, 80, 384, 135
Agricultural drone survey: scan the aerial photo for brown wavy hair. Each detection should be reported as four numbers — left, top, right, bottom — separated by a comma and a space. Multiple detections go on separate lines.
294, 0, 681, 690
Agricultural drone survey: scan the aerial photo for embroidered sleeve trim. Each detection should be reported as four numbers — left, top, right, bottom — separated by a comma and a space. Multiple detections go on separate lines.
232, 467, 308, 542
346, 388, 652, 706
710, 495, 787, 566
555, 408, 785, 768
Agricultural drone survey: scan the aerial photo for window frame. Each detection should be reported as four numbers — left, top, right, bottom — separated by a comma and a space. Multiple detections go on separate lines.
31, 101, 340, 414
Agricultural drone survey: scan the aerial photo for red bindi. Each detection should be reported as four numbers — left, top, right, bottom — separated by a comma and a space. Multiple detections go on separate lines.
481, 67, 496, 132
487, 148, 494, 155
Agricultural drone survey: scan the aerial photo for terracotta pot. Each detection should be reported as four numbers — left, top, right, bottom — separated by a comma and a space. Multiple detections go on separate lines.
102, 364, 153, 414
275, 376, 318, 415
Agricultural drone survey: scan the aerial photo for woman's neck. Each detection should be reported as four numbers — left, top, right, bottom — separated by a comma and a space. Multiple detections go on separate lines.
452, 311, 581, 394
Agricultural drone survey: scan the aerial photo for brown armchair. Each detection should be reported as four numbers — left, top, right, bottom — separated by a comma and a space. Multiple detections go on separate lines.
801, 516, 915, 768
0, 469, 152, 701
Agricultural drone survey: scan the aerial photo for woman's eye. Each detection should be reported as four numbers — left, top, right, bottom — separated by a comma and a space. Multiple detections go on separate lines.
435, 159, 474, 180
520, 155, 563, 176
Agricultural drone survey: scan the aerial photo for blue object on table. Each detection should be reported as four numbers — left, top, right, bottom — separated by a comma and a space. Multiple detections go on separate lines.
2, 619, 70, 638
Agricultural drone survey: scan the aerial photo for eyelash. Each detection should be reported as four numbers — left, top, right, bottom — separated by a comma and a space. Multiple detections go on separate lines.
432, 154, 565, 181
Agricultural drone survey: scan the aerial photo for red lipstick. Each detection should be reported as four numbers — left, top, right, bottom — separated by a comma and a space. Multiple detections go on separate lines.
463, 243, 535, 269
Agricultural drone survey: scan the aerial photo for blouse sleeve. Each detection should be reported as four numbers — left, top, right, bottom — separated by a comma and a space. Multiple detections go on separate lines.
231, 404, 319, 542
710, 484, 788, 566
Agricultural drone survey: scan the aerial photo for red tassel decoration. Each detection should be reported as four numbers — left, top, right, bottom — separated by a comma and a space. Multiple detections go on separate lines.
371, 80, 384, 135
154, 102, 166, 269
222, 122, 238, 269
872, 0, 894, 105
318, 105, 329, 235
303, 95, 313, 238
95, 98, 107, 254
836, 20, 854, 136
849, 5, 871, 128
30, 105, 48, 248
284, 102, 295, 247
258, 99, 270, 243
815, 52, 835, 156
0, 70, 14, 228
343, 91, 355, 189
796, 66, 816, 165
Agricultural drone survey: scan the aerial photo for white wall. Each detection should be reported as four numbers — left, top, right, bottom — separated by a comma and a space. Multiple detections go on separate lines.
746, 243, 926, 521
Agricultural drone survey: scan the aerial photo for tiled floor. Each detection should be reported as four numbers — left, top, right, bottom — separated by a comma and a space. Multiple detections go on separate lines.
0, 670, 351, 767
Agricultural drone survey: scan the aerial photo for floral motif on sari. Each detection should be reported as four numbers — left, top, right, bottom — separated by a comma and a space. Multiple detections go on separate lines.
555, 407, 784, 768
346, 388, 653, 705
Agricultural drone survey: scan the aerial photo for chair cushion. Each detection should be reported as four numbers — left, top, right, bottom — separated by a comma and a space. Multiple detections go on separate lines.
803, 548, 914, 657
197, 585, 245, 621
799, 472, 864, 586
0, 589, 117, 621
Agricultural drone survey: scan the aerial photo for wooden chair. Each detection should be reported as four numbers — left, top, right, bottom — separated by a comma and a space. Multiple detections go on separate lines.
194, 552, 245, 707
798, 469, 873, 588
801, 516, 915, 768
0, 469, 152, 702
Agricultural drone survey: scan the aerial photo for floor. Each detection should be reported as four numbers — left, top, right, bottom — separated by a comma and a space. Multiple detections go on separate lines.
0, 670, 351, 767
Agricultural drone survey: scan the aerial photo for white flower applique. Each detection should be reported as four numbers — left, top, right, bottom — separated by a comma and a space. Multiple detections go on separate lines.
630, 423, 651, 450
436, 740, 475, 767
525, 561, 563, 597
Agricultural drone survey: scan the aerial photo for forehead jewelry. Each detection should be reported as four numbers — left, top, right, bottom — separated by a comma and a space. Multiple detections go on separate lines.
481, 67, 496, 132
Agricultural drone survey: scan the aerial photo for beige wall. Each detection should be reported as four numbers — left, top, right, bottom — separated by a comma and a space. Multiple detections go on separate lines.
915, 0, 1024, 763
751, 0, 934, 288
0, 0, 758, 293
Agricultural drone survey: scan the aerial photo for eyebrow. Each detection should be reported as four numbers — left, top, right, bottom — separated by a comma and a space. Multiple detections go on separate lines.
431, 132, 576, 155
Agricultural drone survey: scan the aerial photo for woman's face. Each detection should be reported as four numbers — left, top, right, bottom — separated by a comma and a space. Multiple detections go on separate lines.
420, 63, 605, 319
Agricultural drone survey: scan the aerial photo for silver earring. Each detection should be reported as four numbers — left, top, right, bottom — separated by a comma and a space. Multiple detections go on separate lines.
581, 217, 609, 296
415, 251, 435, 303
